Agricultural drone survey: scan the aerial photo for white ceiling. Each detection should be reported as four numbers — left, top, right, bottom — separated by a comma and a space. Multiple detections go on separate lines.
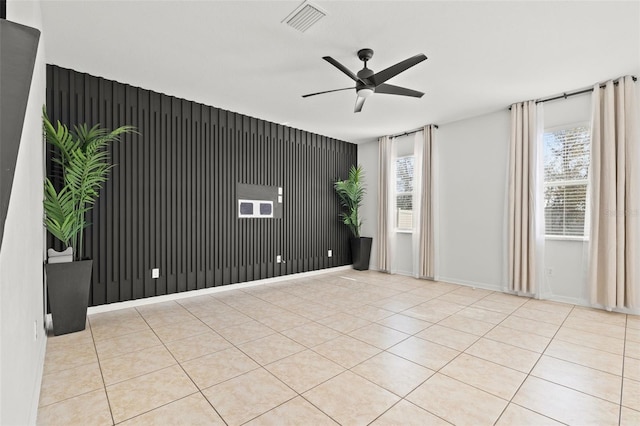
40, 1, 640, 144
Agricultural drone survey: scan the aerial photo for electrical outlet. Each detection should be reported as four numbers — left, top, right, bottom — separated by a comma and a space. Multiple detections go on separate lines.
276, 255, 282, 263
34, 320, 38, 341
152, 268, 160, 279
328, 249, 332, 257
546, 268, 553, 276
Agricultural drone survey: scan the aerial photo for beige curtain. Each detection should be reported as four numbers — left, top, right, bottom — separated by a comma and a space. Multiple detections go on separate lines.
508, 101, 537, 293
588, 76, 639, 308
377, 135, 392, 272
418, 126, 435, 278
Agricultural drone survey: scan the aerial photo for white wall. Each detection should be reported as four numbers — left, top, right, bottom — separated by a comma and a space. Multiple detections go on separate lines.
0, 2, 47, 424
359, 111, 510, 288
359, 134, 416, 276
359, 140, 379, 270
437, 110, 510, 290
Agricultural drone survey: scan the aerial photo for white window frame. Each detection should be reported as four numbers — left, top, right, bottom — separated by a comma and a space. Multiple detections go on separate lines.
543, 122, 590, 241
395, 155, 414, 233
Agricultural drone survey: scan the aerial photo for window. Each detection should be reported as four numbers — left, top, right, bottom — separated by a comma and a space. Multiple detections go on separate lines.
543, 125, 590, 237
396, 156, 414, 230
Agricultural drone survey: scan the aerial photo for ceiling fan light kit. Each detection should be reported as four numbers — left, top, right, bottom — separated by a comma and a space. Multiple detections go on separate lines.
303, 48, 427, 113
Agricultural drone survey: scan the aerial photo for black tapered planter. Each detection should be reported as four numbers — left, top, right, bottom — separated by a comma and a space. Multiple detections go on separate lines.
351, 237, 373, 271
45, 260, 92, 335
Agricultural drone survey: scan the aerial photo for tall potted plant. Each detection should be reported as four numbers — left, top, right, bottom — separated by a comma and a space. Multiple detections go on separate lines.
43, 109, 135, 335
334, 164, 372, 270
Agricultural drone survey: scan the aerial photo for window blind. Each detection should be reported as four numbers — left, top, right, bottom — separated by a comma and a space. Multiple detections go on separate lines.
543, 126, 590, 237
396, 156, 414, 229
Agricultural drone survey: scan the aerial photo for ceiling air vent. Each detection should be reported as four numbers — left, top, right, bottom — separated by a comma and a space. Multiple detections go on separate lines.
282, 1, 327, 33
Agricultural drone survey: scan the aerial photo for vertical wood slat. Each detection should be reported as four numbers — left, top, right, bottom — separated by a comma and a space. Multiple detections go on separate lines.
46, 65, 356, 306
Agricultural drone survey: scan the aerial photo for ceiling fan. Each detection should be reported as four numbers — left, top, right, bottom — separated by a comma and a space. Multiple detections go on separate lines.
302, 48, 427, 113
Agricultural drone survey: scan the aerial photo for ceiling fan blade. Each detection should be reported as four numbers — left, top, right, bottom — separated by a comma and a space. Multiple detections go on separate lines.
354, 96, 366, 113
302, 87, 355, 98
370, 54, 427, 86
323, 56, 358, 82
375, 83, 424, 98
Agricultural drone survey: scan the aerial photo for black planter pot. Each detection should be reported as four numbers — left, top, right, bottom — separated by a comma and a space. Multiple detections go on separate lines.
350, 237, 373, 271
45, 260, 93, 335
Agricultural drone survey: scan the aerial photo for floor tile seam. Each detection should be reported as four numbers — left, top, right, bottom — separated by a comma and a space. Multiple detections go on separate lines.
456, 350, 537, 377
91, 326, 155, 343
528, 369, 622, 404
539, 351, 624, 377
491, 318, 558, 339
193, 364, 263, 392
234, 338, 308, 367
178, 303, 285, 347
196, 388, 230, 426
262, 358, 346, 393
37, 381, 106, 410
206, 362, 302, 406
134, 309, 221, 405
88, 323, 117, 426
345, 328, 413, 351
234, 393, 303, 426
568, 312, 627, 328
351, 305, 397, 322
261, 338, 348, 371
619, 321, 630, 425
41, 358, 100, 377
295, 394, 348, 425
306, 339, 383, 370
103, 360, 181, 388
466, 302, 562, 426
345, 365, 429, 400
367, 397, 455, 426
524, 374, 625, 408
560, 319, 628, 335
111, 390, 203, 425
96, 342, 170, 362
494, 401, 571, 426
540, 351, 624, 378
417, 370, 513, 419
435, 366, 525, 402
493, 304, 595, 425
546, 333, 628, 357
481, 328, 551, 352
508, 311, 568, 326
550, 335, 626, 356
436, 313, 498, 333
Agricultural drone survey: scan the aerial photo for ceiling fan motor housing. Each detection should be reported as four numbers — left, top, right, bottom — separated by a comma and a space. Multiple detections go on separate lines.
356, 68, 375, 92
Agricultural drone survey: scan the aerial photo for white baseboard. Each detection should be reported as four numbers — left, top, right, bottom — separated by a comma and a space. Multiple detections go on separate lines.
87, 265, 352, 315
28, 333, 47, 425
437, 276, 503, 292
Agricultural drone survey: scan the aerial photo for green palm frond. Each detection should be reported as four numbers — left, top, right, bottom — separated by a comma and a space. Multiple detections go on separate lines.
334, 165, 366, 238
42, 106, 136, 260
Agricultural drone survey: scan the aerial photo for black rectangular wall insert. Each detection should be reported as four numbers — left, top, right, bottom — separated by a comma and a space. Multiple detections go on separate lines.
46, 65, 357, 306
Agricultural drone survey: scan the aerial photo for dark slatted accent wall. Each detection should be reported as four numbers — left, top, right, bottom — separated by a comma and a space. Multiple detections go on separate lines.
46, 65, 357, 306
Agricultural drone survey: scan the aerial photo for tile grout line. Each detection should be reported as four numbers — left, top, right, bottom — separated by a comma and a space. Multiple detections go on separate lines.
131, 304, 230, 426
619, 314, 628, 426
492, 303, 578, 425
87, 318, 117, 426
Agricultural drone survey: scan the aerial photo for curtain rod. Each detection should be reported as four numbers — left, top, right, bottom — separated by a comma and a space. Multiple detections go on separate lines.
391, 124, 439, 139
509, 76, 637, 109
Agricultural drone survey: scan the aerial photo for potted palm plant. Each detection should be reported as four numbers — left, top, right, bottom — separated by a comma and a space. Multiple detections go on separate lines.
334, 165, 372, 270
43, 109, 135, 335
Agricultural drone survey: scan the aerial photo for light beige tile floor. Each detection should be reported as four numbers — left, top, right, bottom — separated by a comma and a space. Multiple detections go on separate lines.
37, 270, 639, 425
